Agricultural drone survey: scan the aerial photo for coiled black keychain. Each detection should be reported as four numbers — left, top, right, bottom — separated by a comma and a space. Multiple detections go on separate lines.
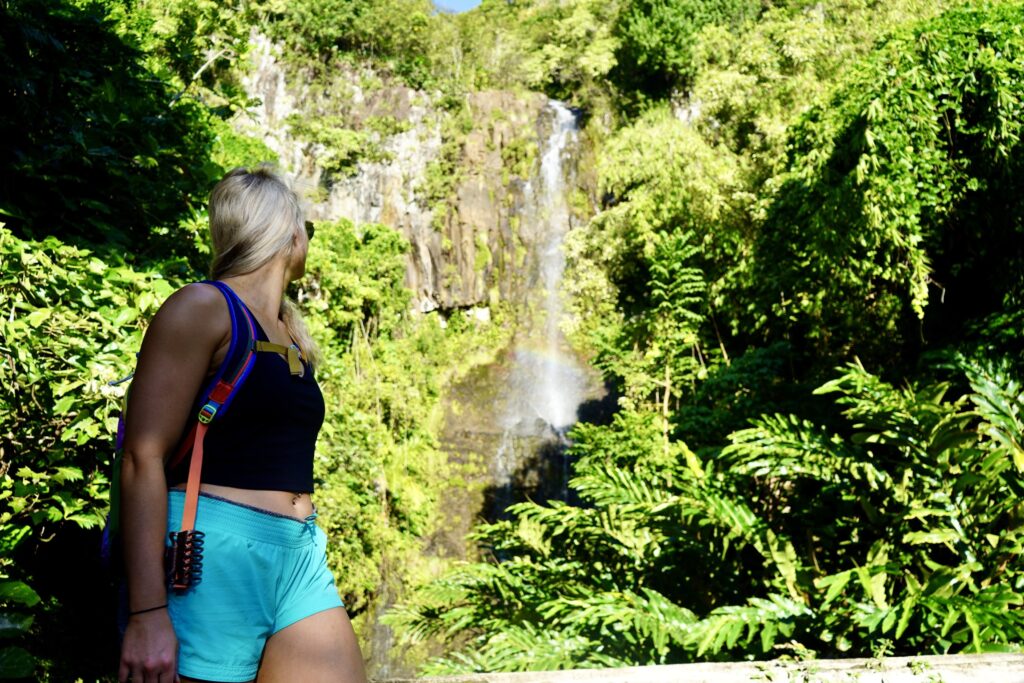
166, 529, 205, 593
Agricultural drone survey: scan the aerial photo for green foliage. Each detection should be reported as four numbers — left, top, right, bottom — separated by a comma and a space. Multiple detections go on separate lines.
436, 0, 533, 92
237, 0, 1024, 672
588, 228, 709, 417
252, 0, 622, 109
0, 226, 178, 674
0, 228, 174, 533
393, 358, 1024, 671
0, 579, 40, 678
107, 0, 256, 113
0, 0, 223, 265
564, 105, 741, 416
365, 115, 413, 139
8, 0, 1024, 675
518, 0, 621, 102
689, 0, 954, 177
671, 343, 810, 449
612, 0, 760, 105
257, 0, 437, 88
285, 114, 385, 177
422, 110, 472, 230
499, 135, 537, 183
299, 218, 414, 611
257, 0, 364, 54
300, 219, 411, 345
295, 218, 512, 620
566, 0, 1024, 450
209, 116, 279, 171
753, 3, 1024, 359
567, 0, 992, 377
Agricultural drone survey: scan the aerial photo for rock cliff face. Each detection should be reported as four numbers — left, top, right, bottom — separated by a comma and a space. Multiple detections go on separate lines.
239, 33, 577, 313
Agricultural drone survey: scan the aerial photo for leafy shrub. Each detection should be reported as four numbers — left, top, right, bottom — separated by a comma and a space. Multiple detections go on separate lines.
285, 115, 386, 177
753, 3, 1024, 360
391, 357, 1024, 671
0, 0, 220, 264
0, 227, 178, 677
612, 0, 761, 106
297, 218, 512, 622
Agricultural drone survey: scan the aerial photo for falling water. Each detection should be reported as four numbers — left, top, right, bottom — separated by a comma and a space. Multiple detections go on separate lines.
491, 101, 590, 511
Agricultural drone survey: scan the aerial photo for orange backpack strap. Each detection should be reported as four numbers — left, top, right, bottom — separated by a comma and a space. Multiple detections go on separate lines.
180, 423, 208, 533
178, 379, 232, 532
170, 283, 258, 536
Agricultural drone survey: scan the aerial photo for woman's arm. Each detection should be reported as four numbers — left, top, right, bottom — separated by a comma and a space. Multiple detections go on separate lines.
118, 283, 229, 683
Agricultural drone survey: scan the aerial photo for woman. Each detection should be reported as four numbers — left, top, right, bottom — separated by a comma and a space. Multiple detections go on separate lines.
118, 165, 366, 683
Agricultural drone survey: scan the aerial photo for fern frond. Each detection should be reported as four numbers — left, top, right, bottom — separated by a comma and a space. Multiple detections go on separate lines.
571, 459, 678, 508
422, 623, 630, 674
686, 593, 814, 656
677, 485, 805, 600
725, 413, 891, 489
816, 361, 964, 461
539, 587, 697, 660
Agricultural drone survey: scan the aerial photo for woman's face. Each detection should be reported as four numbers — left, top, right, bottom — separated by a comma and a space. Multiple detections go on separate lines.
286, 221, 310, 281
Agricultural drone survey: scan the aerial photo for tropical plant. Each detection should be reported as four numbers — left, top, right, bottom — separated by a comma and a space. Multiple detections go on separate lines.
612, 0, 760, 106
0, 226, 179, 677
295, 218, 514, 622
518, 0, 621, 103
0, 0, 222, 265
689, 0, 956, 178
390, 357, 1024, 672
562, 104, 742, 409
750, 2, 1024, 361
7, 0, 1024, 676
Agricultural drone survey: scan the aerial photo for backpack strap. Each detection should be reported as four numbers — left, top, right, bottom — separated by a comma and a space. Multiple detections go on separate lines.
165, 282, 256, 470
253, 341, 304, 376
172, 281, 259, 534
104, 282, 296, 579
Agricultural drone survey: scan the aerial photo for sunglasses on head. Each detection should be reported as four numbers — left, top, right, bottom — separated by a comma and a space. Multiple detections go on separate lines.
304, 221, 316, 240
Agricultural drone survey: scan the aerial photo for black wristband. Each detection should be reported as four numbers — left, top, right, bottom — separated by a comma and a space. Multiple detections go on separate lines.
129, 603, 168, 617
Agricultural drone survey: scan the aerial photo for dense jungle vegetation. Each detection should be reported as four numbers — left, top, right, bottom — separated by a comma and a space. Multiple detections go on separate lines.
1, 0, 1023, 679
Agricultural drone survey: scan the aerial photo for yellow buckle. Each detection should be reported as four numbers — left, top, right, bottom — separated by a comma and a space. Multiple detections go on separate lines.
198, 403, 218, 424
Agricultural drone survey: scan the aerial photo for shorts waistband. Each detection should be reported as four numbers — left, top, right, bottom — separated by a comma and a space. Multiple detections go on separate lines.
167, 490, 320, 548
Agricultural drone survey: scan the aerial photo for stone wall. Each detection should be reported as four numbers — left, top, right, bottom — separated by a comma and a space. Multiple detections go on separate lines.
380, 654, 1024, 683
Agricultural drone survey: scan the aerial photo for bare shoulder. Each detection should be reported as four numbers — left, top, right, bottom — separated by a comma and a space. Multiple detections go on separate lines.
145, 282, 230, 351
126, 283, 232, 450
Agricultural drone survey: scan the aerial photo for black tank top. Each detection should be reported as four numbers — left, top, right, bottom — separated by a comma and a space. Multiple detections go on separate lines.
168, 314, 326, 492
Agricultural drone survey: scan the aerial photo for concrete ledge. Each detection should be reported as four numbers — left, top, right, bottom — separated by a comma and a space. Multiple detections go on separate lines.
381, 653, 1024, 683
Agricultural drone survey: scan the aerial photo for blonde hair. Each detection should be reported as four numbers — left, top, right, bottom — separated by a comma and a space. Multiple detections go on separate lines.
208, 164, 320, 367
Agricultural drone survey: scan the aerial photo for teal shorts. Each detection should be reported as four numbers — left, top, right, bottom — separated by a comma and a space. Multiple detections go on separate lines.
166, 490, 344, 682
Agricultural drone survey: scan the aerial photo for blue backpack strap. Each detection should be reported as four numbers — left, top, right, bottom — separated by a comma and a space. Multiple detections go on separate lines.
165, 281, 259, 470
195, 280, 259, 420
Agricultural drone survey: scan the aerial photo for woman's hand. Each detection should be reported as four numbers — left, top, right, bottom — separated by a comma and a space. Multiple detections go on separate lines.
119, 609, 179, 683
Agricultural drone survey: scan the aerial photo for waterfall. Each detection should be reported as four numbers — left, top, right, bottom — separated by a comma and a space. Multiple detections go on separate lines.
491, 101, 589, 511
380, 99, 607, 674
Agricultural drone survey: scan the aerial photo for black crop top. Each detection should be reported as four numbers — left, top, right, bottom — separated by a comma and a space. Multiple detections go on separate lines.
168, 313, 326, 492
